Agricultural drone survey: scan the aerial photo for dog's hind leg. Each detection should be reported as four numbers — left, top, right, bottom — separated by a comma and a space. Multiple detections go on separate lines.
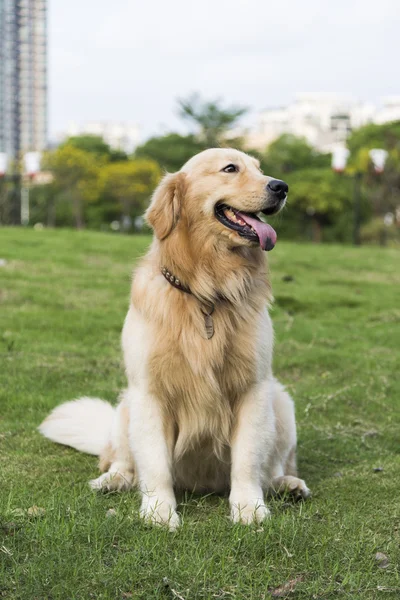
268, 380, 311, 500
89, 392, 136, 492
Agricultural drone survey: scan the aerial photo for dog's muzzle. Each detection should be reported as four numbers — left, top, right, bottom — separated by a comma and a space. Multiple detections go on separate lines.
262, 179, 289, 215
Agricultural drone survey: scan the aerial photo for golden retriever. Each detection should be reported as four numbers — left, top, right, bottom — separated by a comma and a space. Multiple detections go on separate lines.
39, 148, 310, 530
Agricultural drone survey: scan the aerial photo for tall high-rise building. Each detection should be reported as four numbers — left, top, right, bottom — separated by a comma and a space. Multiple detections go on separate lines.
0, 0, 47, 162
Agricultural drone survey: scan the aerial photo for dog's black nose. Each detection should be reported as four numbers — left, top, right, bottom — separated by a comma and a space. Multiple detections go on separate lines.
267, 179, 289, 199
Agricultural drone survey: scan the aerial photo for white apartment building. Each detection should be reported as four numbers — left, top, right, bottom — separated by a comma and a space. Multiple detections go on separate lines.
374, 97, 400, 125
66, 121, 140, 154
248, 94, 399, 152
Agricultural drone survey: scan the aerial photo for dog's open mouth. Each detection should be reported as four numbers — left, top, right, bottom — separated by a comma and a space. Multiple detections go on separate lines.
215, 203, 277, 251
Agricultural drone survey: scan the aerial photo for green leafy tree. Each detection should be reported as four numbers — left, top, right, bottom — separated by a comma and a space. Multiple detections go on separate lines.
263, 134, 331, 175
347, 121, 400, 175
135, 133, 205, 172
101, 159, 161, 225
346, 122, 400, 226
45, 145, 103, 229
283, 168, 353, 242
364, 153, 400, 223
28, 182, 59, 227
62, 135, 128, 162
135, 95, 248, 172
0, 177, 11, 224
178, 93, 247, 147
347, 121, 400, 156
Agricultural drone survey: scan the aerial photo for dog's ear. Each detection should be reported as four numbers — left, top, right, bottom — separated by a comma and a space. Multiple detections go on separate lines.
145, 172, 186, 240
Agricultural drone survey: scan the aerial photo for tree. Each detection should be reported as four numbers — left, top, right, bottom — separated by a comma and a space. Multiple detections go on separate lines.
347, 121, 400, 175
101, 159, 161, 226
178, 93, 247, 147
135, 133, 205, 172
45, 145, 103, 229
284, 168, 353, 242
347, 121, 400, 156
346, 122, 400, 223
62, 135, 128, 162
135, 95, 248, 172
262, 134, 331, 175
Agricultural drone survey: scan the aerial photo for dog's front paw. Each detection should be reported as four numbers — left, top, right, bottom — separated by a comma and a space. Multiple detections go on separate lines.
140, 496, 180, 531
230, 498, 271, 525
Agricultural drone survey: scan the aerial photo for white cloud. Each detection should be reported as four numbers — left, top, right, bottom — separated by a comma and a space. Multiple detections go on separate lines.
49, 0, 400, 140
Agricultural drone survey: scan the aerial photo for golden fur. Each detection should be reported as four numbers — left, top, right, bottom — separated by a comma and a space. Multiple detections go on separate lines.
40, 148, 309, 528
125, 150, 273, 468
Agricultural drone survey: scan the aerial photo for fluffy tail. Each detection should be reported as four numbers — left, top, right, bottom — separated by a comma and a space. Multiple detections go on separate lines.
38, 397, 115, 456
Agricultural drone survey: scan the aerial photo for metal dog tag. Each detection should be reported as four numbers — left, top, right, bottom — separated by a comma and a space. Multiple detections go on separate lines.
200, 304, 215, 339
203, 313, 214, 339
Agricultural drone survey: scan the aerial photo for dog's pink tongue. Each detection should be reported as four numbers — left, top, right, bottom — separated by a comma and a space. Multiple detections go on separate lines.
237, 212, 277, 251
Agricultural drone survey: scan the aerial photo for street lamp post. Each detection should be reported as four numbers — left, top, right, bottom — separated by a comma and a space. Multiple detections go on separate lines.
22, 152, 42, 226
0, 152, 42, 225
0, 153, 8, 177
332, 146, 388, 246
0, 154, 8, 223
0, 153, 21, 224
353, 171, 362, 246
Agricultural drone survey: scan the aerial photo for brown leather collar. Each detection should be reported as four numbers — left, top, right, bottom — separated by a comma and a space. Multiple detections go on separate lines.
161, 267, 191, 294
161, 266, 221, 339
161, 266, 228, 306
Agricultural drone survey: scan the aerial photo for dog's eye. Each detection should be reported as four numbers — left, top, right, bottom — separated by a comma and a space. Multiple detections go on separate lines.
222, 164, 238, 173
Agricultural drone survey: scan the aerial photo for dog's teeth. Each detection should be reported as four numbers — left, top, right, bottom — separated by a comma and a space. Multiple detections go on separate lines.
225, 208, 244, 224
223, 207, 252, 230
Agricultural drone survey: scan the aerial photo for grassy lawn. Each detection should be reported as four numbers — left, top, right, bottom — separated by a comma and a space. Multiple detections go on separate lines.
1, 227, 399, 599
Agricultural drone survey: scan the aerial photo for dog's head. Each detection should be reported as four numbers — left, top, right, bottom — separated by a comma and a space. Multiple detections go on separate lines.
146, 148, 288, 251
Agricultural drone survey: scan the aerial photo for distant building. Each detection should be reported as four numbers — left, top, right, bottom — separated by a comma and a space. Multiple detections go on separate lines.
66, 121, 140, 154
374, 97, 400, 125
0, 0, 47, 161
247, 93, 399, 152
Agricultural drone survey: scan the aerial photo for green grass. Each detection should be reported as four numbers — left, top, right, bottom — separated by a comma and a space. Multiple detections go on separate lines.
1, 227, 399, 599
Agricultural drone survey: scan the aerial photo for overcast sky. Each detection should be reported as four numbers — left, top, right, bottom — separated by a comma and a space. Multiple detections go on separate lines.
49, 0, 400, 142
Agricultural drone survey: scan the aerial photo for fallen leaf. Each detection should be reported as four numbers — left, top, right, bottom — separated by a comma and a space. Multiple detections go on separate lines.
27, 506, 46, 517
1, 522, 21, 535
106, 508, 117, 518
269, 575, 304, 597
162, 578, 187, 600
363, 429, 379, 438
121, 593, 133, 598
375, 552, 389, 569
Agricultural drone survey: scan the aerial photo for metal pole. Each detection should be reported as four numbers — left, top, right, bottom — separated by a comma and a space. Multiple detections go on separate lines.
353, 172, 362, 246
21, 184, 30, 225
8, 173, 21, 225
